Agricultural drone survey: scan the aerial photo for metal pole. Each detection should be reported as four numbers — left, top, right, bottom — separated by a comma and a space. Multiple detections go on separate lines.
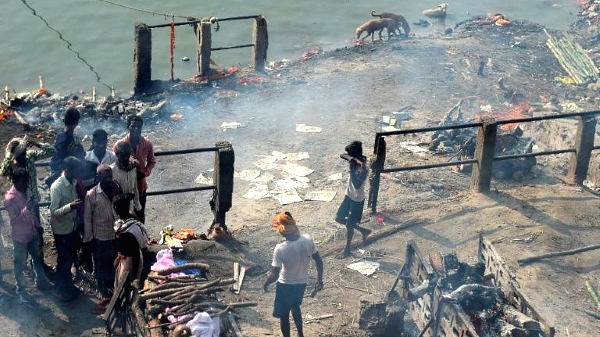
368, 136, 386, 214
146, 186, 215, 196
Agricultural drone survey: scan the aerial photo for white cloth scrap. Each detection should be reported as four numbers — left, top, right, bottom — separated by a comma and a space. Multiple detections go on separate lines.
220, 121, 244, 131
327, 173, 342, 180
399, 141, 429, 153
296, 124, 323, 133
346, 260, 380, 276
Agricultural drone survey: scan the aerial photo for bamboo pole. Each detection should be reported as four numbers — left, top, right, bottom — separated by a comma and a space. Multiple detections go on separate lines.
546, 39, 584, 84
517, 244, 600, 265
565, 32, 599, 77
586, 280, 600, 311
546, 40, 583, 84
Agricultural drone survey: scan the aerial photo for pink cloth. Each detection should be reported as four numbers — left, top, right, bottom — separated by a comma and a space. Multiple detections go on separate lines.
150, 249, 185, 278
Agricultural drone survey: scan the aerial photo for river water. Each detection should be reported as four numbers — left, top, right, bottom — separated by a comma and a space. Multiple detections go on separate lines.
0, 0, 579, 96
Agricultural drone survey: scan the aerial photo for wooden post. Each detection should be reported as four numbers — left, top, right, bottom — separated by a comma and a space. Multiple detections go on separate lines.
133, 23, 152, 95
211, 141, 234, 230
252, 16, 268, 71
471, 117, 497, 193
368, 136, 386, 214
567, 116, 596, 185
198, 20, 212, 76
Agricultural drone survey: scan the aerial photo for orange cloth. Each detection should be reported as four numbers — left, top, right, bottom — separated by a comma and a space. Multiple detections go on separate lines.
272, 211, 300, 236
173, 228, 196, 241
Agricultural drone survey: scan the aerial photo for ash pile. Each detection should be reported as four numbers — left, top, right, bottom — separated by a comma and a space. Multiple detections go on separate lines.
400, 237, 554, 337
428, 99, 536, 181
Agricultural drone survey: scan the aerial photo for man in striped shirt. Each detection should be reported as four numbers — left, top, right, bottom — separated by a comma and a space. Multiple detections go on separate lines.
83, 164, 121, 305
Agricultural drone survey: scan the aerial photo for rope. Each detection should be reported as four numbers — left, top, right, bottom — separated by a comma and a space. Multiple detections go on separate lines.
170, 19, 175, 81
19, 0, 112, 92
94, 0, 190, 20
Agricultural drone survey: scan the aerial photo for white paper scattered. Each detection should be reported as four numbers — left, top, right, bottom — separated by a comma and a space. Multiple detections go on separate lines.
304, 191, 336, 202
346, 260, 380, 276
399, 141, 429, 153
254, 156, 277, 170
235, 170, 261, 181
280, 173, 310, 183
242, 184, 269, 199
272, 151, 310, 161
392, 111, 412, 121
285, 152, 310, 161
275, 178, 298, 190
253, 172, 275, 184
275, 190, 303, 205
194, 171, 213, 185
381, 125, 400, 132
278, 163, 314, 177
328, 173, 343, 181
275, 178, 310, 190
220, 121, 244, 131
295, 124, 323, 133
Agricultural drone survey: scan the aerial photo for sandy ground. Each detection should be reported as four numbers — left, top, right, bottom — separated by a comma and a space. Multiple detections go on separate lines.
0, 15, 600, 337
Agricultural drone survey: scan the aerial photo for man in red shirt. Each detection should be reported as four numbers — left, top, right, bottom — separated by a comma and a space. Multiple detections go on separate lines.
113, 115, 156, 223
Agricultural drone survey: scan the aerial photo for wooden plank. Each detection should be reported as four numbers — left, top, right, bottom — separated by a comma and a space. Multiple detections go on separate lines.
102, 271, 130, 332
227, 312, 243, 337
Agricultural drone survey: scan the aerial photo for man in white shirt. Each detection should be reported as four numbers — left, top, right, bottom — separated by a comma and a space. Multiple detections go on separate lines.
263, 211, 323, 337
83, 129, 116, 189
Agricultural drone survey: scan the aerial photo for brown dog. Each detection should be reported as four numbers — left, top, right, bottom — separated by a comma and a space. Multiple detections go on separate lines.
371, 11, 410, 37
356, 18, 396, 42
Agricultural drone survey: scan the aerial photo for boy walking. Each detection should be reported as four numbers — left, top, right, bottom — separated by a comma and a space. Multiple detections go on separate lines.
335, 141, 371, 258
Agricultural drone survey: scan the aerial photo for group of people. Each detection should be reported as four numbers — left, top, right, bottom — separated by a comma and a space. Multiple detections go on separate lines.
2, 108, 369, 336
1, 107, 156, 310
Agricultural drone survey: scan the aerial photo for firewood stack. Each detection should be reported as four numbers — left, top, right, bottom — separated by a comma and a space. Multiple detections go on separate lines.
137, 262, 257, 336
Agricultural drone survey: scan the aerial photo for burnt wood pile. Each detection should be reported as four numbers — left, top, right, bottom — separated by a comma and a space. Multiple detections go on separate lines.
401, 236, 555, 337
428, 100, 536, 181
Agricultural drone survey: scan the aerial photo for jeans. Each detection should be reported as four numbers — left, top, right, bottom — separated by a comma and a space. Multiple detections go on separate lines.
53, 231, 81, 294
13, 234, 46, 293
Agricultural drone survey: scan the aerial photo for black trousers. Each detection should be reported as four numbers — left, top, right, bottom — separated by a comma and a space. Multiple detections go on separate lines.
53, 231, 81, 294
